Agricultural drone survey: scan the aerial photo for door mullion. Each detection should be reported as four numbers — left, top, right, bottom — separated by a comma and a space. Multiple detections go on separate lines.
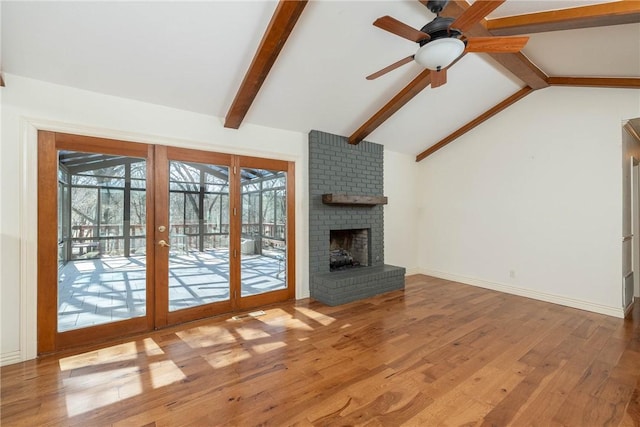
229, 157, 241, 309
153, 145, 169, 328
146, 144, 156, 330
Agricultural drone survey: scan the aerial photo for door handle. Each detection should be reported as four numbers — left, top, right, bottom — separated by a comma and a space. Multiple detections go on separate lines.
158, 240, 170, 248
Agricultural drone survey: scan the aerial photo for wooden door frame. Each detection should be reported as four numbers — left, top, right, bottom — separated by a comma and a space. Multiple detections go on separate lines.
37, 131, 155, 354
236, 156, 296, 309
158, 151, 296, 318
37, 131, 297, 354
157, 146, 235, 326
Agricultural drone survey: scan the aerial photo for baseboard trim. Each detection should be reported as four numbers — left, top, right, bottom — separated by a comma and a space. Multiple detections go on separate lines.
1, 350, 23, 367
404, 267, 421, 276
418, 269, 625, 318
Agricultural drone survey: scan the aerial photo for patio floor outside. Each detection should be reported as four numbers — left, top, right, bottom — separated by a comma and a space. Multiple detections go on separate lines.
57, 249, 285, 332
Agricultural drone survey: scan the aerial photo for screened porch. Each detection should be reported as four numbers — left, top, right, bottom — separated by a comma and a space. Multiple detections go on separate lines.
56, 150, 288, 331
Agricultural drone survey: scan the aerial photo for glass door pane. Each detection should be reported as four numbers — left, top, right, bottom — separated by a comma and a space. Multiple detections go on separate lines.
57, 150, 147, 332
167, 161, 231, 311
240, 167, 287, 297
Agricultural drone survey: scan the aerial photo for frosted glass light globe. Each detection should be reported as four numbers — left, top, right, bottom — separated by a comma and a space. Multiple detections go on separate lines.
414, 38, 465, 70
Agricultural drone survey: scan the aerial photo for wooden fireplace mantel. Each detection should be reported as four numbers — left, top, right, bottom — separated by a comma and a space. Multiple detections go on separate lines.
322, 194, 388, 206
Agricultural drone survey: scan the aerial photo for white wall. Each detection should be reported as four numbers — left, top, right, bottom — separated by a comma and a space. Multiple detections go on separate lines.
384, 150, 419, 274
416, 86, 640, 317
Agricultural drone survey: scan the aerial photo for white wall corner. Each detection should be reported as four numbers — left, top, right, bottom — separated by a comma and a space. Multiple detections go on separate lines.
404, 267, 422, 276
20, 119, 40, 363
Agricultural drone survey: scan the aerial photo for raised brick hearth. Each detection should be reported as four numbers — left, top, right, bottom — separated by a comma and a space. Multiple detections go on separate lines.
308, 130, 405, 306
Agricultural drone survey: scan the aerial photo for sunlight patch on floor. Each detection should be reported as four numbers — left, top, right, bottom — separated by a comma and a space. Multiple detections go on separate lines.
231, 310, 266, 320
59, 341, 139, 371
251, 340, 287, 354
64, 366, 140, 417
60, 338, 187, 417
234, 326, 271, 341
141, 338, 165, 355
264, 315, 315, 331
294, 306, 336, 326
255, 308, 315, 331
149, 360, 187, 389
177, 326, 237, 349
202, 348, 251, 369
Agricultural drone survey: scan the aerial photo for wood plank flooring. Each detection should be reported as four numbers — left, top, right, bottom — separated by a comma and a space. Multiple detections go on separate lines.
2, 274, 640, 426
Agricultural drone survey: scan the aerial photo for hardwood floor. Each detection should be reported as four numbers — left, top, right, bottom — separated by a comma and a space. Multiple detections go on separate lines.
2, 274, 639, 426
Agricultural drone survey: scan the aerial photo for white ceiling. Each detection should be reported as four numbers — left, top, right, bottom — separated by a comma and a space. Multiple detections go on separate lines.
2, 1, 639, 156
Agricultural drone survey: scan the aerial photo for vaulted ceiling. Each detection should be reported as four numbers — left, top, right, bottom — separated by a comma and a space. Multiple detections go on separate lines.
2, 1, 639, 161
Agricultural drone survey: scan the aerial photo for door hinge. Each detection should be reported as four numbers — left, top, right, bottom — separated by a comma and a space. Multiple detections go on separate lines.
234, 249, 237, 258
233, 207, 237, 216
233, 166, 237, 174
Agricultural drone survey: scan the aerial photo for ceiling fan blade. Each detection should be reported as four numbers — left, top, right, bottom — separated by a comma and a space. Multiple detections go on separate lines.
366, 56, 415, 80
465, 36, 529, 53
451, 0, 506, 32
373, 16, 431, 43
430, 69, 447, 88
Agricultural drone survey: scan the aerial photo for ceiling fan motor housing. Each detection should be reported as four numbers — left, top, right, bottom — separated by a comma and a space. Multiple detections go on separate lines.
426, 0, 450, 15
419, 16, 462, 46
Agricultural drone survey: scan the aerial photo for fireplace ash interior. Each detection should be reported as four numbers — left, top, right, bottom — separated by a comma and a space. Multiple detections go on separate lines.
329, 229, 369, 271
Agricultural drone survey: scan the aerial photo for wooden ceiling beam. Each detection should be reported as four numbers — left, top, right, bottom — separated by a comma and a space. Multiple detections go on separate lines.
415, 87, 534, 161
547, 76, 640, 89
487, 51, 548, 90
415, 75, 640, 162
451, 0, 506, 33
348, 69, 432, 145
487, 1, 640, 36
441, 1, 549, 90
224, 0, 307, 129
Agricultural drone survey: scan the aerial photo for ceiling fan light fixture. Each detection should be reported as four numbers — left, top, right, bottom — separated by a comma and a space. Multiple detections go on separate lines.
414, 37, 465, 71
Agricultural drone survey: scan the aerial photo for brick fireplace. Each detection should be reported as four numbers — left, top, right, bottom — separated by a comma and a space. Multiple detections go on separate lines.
308, 130, 405, 306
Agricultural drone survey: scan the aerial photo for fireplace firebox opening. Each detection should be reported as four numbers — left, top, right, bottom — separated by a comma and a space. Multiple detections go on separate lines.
329, 228, 369, 271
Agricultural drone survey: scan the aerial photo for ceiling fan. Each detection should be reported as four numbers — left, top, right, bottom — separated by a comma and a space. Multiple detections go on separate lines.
367, 0, 529, 88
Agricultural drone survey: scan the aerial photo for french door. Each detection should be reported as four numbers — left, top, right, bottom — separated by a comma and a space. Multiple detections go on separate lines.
37, 132, 295, 353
